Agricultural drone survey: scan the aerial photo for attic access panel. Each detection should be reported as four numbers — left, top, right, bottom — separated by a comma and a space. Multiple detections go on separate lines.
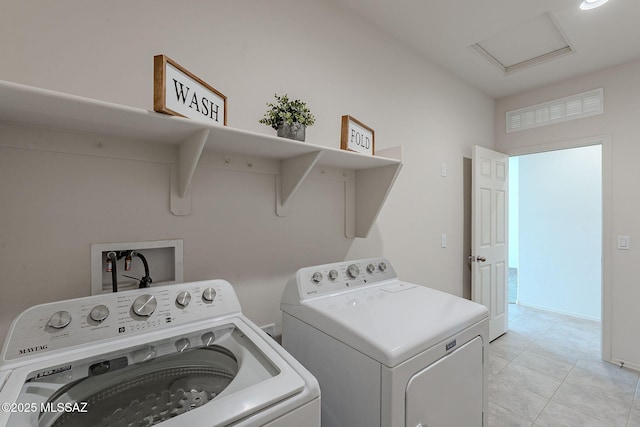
471, 12, 574, 75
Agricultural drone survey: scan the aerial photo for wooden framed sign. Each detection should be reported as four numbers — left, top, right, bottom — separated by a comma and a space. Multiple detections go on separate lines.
154, 54, 227, 126
340, 115, 374, 155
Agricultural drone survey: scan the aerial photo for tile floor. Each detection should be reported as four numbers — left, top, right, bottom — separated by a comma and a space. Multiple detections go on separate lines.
489, 304, 640, 426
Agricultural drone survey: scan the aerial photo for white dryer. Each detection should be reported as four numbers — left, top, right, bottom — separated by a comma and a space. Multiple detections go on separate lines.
0, 280, 320, 427
280, 257, 489, 427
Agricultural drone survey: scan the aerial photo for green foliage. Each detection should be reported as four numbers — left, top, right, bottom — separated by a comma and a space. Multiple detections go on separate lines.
259, 94, 315, 130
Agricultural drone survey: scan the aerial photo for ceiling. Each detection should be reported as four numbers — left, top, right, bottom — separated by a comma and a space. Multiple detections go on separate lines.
332, 0, 640, 98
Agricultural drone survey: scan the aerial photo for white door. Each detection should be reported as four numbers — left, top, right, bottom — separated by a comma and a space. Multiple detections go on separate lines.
472, 146, 508, 341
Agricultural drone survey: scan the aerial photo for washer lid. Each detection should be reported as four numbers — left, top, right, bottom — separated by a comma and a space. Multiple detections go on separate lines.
282, 281, 488, 367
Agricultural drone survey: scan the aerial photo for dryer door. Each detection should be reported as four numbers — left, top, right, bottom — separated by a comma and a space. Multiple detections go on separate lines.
405, 336, 483, 427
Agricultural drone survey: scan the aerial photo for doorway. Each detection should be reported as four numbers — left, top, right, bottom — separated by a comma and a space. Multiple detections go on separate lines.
464, 138, 611, 358
508, 144, 602, 320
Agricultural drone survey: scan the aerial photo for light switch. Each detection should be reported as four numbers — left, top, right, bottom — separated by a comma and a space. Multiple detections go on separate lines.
441, 234, 447, 248
617, 235, 631, 250
441, 162, 447, 177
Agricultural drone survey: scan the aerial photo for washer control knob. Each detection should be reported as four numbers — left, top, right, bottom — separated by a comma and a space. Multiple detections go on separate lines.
202, 332, 216, 346
311, 272, 323, 284
346, 264, 360, 279
48, 311, 72, 329
328, 269, 339, 281
89, 304, 109, 322
132, 294, 157, 317
176, 291, 192, 308
378, 261, 387, 272
202, 287, 217, 303
175, 338, 191, 352
366, 263, 376, 274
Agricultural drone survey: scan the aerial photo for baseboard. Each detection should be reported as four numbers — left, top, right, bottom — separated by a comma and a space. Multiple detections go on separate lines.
515, 302, 601, 322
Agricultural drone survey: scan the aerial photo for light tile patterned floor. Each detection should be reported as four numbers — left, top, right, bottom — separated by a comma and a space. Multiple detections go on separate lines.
489, 304, 640, 427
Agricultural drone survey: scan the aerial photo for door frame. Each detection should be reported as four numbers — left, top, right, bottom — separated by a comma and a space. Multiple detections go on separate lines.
502, 134, 612, 363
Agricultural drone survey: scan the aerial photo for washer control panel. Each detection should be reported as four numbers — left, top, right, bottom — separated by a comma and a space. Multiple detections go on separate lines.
295, 257, 397, 299
2, 280, 241, 361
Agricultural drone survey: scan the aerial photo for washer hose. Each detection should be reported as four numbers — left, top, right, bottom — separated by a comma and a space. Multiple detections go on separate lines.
133, 251, 152, 288
107, 252, 118, 293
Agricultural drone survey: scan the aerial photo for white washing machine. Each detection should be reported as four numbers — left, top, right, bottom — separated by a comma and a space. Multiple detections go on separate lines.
280, 257, 489, 427
0, 280, 320, 427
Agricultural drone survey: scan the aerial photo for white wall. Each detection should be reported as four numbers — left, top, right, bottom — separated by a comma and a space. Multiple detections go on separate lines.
517, 146, 602, 320
496, 58, 640, 369
0, 0, 495, 340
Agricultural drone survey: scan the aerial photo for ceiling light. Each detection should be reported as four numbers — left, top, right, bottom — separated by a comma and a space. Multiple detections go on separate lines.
580, 0, 610, 10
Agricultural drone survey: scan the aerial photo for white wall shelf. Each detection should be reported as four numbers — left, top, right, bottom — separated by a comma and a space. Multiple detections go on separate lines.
0, 80, 402, 238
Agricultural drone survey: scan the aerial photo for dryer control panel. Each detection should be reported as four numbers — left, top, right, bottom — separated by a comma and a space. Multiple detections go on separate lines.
2, 280, 241, 362
282, 257, 398, 303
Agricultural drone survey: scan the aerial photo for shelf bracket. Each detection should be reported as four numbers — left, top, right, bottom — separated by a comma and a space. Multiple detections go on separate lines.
351, 163, 403, 238
276, 151, 323, 216
344, 146, 404, 238
171, 128, 209, 215
345, 173, 356, 238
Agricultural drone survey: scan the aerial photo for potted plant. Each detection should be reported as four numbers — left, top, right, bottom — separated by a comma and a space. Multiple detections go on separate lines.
259, 93, 315, 142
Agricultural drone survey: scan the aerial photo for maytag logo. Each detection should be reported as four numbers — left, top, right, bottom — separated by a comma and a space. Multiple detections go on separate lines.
445, 339, 457, 352
36, 364, 71, 379
19, 344, 48, 355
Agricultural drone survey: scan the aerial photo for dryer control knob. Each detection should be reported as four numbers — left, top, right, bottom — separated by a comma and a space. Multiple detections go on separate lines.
328, 269, 339, 281
89, 304, 109, 322
311, 272, 323, 284
202, 287, 217, 303
346, 264, 360, 279
48, 310, 72, 329
366, 263, 376, 274
132, 294, 157, 317
378, 261, 387, 272
176, 291, 192, 308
